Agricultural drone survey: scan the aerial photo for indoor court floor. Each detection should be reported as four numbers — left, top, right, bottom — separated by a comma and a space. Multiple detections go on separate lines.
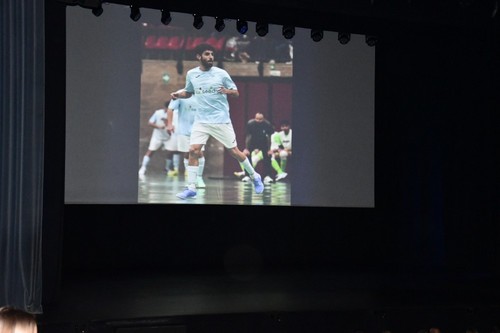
138, 172, 291, 206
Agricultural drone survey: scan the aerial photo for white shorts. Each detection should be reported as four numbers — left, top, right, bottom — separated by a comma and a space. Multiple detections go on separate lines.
148, 137, 169, 151
164, 133, 178, 151
190, 122, 237, 149
177, 135, 190, 153
178, 135, 206, 153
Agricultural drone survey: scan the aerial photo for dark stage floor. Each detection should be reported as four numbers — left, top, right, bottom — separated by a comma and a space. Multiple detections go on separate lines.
39, 267, 500, 333
45, 169, 499, 332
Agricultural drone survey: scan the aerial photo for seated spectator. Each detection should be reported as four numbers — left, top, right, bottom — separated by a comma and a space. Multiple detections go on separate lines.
270, 119, 292, 181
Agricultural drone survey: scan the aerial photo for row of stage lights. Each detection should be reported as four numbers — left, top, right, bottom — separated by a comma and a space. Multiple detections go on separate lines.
92, 4, 377, 46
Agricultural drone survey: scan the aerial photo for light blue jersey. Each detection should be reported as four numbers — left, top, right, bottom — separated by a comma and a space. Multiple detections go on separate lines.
168, 98, 198, 136
184, 66, 237, 124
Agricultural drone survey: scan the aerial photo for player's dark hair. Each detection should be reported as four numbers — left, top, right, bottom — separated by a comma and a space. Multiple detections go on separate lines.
164, 101, 170, 108
195, 43, 215, 56
280, 120, 290, 126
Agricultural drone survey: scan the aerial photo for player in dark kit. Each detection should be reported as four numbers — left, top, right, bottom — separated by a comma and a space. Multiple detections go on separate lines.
236, 112, 275, 184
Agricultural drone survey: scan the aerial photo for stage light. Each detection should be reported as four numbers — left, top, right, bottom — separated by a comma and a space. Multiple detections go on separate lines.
215, 17, 225, 32
91, 5, 103, 17
282, 25, 295, 39
193, 14, 204, 29
236, 19, 248, 34
338, 32, 351, 45
310, 29, 323, 42
160, 10, 171, 25
256, 22, 269, 37
365, 35, 377, 47
129, 5, 141, 22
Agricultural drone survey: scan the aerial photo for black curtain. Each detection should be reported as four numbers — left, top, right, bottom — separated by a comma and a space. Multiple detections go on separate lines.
0, 0, 45, 313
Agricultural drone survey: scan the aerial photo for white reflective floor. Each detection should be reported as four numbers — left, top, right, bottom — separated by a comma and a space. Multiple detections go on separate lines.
138, 172, 291, 206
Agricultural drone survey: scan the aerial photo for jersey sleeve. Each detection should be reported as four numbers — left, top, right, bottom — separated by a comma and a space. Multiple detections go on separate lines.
168, 99, 180, 110
221, 70, 237, 90
270, 133, 280, 149
184, 71, 194, 94
272, 133, 282, 145
266, 122, 274, 136
148, 112, 158, 123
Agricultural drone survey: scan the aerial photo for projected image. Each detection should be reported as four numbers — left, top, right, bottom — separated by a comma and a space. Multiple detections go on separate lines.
65, 4, 374, 207
137, 16, 293, 205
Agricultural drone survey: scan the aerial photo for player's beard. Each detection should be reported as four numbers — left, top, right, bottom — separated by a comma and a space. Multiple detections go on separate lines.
201, 58, 213, 69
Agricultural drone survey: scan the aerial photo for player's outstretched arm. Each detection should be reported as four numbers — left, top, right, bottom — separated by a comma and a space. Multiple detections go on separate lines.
218, 87, 239, 97
171, 89, 193, 99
